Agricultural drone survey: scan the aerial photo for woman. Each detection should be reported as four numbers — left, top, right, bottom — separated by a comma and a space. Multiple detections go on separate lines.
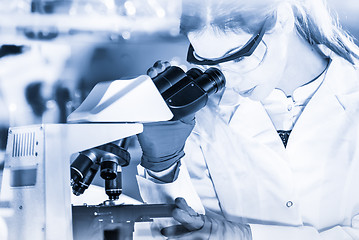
136, 0, 359, 239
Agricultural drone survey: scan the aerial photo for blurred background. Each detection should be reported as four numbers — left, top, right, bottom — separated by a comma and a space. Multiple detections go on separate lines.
0, 0, 358, 202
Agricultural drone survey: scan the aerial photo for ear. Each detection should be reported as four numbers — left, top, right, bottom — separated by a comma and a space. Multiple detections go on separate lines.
272, 2, 295, 34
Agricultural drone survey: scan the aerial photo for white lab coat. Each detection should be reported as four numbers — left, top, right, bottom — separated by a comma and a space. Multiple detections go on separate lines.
0, 217, 7, 240
137, 55, 359, 240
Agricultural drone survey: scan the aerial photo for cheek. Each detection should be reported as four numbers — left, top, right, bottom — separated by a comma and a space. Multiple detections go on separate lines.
220, 69, 245, 91
246, 41, 288, 99
259, 35, 289, 80
257, 40, 287, 80
218, 35, 288, 99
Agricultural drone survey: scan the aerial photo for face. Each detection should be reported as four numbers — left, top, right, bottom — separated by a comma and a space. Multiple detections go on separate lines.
187, 24, 290, 101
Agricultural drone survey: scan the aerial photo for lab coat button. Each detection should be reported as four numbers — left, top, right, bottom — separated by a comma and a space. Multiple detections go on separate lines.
286, 201, 293, 208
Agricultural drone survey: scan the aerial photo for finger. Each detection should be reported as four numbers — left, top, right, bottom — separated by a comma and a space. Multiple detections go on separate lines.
153, 60, 170, 72
160, 224, 190, 238
175, 197, 198, 216
147, 67, 158, 78
172, 208, 204, 231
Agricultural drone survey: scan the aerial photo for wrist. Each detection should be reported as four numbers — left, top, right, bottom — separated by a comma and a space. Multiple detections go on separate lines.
140, 149, 185, 172
146, 161, 181, 183
207, 217, 252, 240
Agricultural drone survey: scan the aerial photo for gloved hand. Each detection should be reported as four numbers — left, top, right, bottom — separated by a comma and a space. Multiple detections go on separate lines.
137, 61, 195, 183
161, 198, 253, 240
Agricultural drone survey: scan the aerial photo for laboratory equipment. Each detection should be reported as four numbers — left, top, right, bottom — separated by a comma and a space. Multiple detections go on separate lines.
152, 66, 225, 120
67, 66, 225, 122
0, 123, 144, 240
0, 65, 226, 240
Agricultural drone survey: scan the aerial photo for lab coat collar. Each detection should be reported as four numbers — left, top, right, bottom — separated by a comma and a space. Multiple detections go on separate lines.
292, 55, 359, 128
325, 57, 359, 116
226, 55, 359, 152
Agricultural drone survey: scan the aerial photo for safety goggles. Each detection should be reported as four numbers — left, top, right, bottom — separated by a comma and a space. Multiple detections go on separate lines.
186, 20, 268, 66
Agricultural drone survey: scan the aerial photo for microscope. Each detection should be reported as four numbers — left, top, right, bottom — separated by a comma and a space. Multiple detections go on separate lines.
0, 66, 225, 240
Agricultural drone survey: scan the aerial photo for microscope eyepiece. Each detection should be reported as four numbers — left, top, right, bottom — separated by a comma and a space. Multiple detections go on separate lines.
152, 66, 187, 94
194, 68, 226, 95
184, 68, 202, 81
152, 66, 226, 120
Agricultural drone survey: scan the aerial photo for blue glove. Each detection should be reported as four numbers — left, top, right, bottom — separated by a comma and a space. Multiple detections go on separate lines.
137, 61, 195, 182
137, 115, 195, 171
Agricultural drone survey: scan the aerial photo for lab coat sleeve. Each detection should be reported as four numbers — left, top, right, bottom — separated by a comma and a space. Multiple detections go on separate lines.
0, 217, 8, 240
136, 162, 205, 214
204, 216, 253, 240
249, 213, 359, 240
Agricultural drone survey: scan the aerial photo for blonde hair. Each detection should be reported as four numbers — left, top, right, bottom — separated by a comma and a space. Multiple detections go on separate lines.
180, 0, 359, 65
292, 0, 359, 65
